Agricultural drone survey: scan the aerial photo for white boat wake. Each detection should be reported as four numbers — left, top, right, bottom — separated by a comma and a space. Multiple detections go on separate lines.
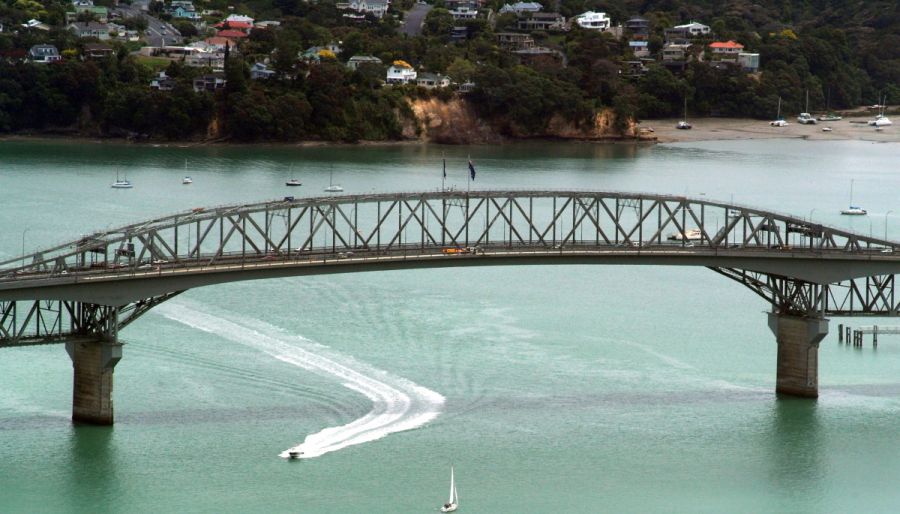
155, 301, 445, 459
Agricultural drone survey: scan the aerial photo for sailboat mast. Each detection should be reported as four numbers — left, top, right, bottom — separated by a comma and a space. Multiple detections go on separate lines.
449, 466, 455, 504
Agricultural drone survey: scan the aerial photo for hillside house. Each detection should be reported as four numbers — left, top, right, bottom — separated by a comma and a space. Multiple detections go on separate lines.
517, 12, 565, 31
498, 2, 541, 14
575, 11, 610, 30
386, 61, 416, 84
150, 71, 176, 91
496, 32, 535, 49
68, 21, 110, 40
347, 55, 383, 70
193, 74, 227, 92
28, 44, 61, 63
250, 62, 276, 79
416, 72, 451, 89
708, 40, 744, 60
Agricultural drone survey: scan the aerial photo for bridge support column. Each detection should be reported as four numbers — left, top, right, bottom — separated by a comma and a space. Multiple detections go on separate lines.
768, 313, 829, 398
66, 339, 122, 425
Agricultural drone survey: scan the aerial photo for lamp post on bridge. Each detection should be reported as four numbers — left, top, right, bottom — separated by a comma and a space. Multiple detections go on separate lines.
886, 211, 893, 241
21, 228, 28, 267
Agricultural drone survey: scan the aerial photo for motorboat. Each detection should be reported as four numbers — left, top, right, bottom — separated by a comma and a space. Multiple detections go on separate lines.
841, 206, 867, 215
822, 127, 833, 132
285, 179, 302, 186
818, 113, 842, 121
439, 466, 459, 513
182, 176, 193, 184
288, 451, 302, 459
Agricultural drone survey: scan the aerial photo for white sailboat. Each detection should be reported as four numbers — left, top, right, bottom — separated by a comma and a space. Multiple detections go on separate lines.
440, 466, 459, 513
868, 96, 892, 127
324, 169, 343, 192
676, 97, 691, 130
770, 97, 789, 127
111, 171, 133, 189
797, 90, 817, 124
840, 179, 867, 216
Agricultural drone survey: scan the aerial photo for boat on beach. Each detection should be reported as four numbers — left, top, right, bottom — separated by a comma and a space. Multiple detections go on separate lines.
183, 176, 193, 184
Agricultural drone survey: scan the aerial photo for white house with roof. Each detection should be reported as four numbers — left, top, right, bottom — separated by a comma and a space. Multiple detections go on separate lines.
575, 11, 610, 30
498, 2, 541, 14
449, 5, 477, 19
347, 55, 383, 70
416, 72, 451, 89
340, 0, 389, 18
386, 61, 417, 84
225, 14, 254, 24
28, 44, 61, 63
673, 21, 710, 36
68, 21, 110, 40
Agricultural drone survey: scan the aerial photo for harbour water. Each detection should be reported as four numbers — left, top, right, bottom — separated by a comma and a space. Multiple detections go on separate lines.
1, 139, 900, 512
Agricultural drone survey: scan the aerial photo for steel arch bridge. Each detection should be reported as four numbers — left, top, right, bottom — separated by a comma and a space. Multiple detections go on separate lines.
2, 190, 900, 348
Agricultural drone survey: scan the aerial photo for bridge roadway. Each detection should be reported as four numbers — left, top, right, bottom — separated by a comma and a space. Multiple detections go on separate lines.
4, 190, 900, 424
1, 242, 899, 304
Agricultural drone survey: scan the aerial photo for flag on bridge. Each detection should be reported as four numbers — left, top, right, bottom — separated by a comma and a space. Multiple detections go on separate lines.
468, 159, 476, 181
443, 158, 446, 179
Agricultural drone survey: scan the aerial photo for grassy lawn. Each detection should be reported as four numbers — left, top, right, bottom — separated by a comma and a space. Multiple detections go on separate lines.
135, 55, 174, 71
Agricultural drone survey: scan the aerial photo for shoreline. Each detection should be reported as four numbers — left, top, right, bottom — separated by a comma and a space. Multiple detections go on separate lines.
1, 115, 896, 147
642, 115, 898, 144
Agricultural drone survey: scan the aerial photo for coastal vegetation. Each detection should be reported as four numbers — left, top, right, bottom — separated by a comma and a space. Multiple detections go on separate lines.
0, 0, 896, 142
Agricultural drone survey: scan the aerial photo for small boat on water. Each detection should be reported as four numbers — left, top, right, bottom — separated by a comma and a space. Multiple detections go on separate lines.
288, 451, 302, 459
440, 466, 459, 512
182, 176, 193, 184
840, 179, 867, 216
285, 179, 302, 187
324, 170, 343, 192
111, 172, 132, 189
676, 98, 692, 130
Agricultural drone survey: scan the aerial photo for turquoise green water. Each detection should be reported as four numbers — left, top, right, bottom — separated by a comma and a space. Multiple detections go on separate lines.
2, 139, 900, 512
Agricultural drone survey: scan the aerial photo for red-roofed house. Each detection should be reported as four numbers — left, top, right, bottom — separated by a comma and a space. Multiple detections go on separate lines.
709, 40, 744, 56
214, 21, 252, 31
217, 29, 248, 40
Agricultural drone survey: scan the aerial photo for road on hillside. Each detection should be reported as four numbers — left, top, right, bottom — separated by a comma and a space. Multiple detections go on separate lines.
399, 2, 431, 37
112, 3, 183, 47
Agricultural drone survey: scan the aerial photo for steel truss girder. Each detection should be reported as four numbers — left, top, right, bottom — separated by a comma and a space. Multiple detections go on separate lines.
0, 292, 183, 348
712, 268, 900, 317
2, 191, 895, 280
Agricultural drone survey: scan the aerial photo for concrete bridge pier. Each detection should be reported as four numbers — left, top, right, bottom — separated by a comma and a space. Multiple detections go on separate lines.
66, 338, 122, 425
768, 312, 829, 398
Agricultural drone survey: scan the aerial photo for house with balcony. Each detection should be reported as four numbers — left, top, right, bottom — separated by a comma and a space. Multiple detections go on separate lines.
68, 21, 110, 40
193, 73, 227, 92
449, 6, 477, 19
416, 73, 451, 89
628, 40, 649, 58
517, 12, 566, 31
386, 60, 417, 84
339, 0, 389, 18
708, 40, 744, 60
496, 32, 535, 49
574, 11, 610, 30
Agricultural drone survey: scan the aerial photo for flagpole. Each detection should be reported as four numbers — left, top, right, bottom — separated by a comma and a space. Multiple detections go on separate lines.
442, 152, 446, 192
467, 154, 470, 193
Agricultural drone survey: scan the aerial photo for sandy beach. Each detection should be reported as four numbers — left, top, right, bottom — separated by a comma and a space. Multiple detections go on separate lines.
641, 114, 899, 144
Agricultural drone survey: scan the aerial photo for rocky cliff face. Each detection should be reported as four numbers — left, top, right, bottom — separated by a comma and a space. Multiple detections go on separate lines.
403, 97, 646, 144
